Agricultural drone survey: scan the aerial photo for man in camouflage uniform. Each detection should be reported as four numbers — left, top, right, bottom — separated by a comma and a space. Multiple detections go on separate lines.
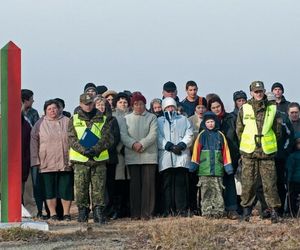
68, 93, 113, 223
236, 81, 281, 223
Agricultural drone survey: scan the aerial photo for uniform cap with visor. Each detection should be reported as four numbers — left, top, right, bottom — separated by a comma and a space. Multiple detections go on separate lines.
250, 81, 265, 92
80, 93, 93, 105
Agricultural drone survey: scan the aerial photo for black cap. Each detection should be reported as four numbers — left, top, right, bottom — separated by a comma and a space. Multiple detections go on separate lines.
271, 82, 284, 93
163, 81, 177, 92
233, 90, 247, 102
96, 85, 108, 95
84, 82, 97, 93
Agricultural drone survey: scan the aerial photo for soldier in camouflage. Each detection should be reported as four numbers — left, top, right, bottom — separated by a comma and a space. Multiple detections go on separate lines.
68, 93, 113, 223
236, 81, 281, 223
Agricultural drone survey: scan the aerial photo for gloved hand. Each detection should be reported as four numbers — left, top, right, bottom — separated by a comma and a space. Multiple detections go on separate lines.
84, 148, 97, 159
165, 142, 174, 152
176, 142, 187, 151
189, 162, 198, 173
171, 145, 182, 155
224, 164, 234, 175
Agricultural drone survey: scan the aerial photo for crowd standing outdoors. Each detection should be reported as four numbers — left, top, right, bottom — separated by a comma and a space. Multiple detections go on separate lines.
20, 80, 300, 224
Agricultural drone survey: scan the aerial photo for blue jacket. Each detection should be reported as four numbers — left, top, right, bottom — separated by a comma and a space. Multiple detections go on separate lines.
157, 112, 194, 172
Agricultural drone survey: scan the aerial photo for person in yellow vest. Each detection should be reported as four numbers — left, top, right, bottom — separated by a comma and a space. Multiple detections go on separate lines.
68, 93, 113, 223
236, 81, 281, 223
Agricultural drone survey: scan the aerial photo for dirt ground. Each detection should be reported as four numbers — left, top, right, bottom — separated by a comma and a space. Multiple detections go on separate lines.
1, 211, 300, 250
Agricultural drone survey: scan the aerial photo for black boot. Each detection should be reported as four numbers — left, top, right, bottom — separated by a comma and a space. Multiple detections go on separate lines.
93, 206, 106, 224
270, 208, 279, 223
111, 196, 122, 220
78, 207, 89, 222
241, 207, 251, 222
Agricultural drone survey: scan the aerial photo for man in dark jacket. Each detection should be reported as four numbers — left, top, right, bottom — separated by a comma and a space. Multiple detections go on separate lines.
69, 93, 114, 223
286, 132, 300, 216
181, 81, 207, 118
257, 92, 294, 217
288, 102, 300, 133
271, 82, 290, 114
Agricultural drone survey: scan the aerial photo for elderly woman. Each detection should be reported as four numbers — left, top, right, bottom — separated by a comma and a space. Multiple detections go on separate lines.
158, 97, 193, 217
150, 98, 163, 117
31, 99, 73, 221
207, 95, 240, 219
121, 92, 158, 220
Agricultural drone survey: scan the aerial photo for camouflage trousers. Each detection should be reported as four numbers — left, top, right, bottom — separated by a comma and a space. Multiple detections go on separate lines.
241, 157, 281, 208
74, 163, 106, 208
198, 176, 224, 216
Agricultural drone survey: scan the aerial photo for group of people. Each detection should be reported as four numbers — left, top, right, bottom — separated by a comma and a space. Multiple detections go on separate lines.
20, 80, 300, 224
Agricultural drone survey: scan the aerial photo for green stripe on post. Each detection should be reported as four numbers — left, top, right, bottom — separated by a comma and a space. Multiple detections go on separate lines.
1, 44, 9, 222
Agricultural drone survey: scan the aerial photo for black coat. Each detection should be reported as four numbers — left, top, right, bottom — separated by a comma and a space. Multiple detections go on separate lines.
107, 115, 120, 165
220, 112, 240, 169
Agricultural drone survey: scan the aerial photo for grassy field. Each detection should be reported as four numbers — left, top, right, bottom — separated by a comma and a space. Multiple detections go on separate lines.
1, 214, 300, 249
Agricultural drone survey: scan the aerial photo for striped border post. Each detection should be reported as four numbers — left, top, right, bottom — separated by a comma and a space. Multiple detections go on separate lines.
0, 41, 21, 222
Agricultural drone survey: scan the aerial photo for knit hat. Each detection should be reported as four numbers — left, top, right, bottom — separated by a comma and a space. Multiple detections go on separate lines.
96, 85, 108, 95
201, 111, 220, 130
162, 97, 177, 110
197, 96, 207, 108
266, 92, 276, 102
271, 82, 284, 93
250, 81, 265, 92
163, 81, 177, 92
131, 93, 146, 106
84, 82, 97, 93
233, 90, 247, 102
203, 111, 217, 123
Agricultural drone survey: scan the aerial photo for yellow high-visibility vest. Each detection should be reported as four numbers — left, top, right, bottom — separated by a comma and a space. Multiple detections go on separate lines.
69, 114, 109, 162
240, 103, 277, 154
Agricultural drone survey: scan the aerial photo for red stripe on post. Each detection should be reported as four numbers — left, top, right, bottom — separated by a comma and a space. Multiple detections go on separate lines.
7, 41, 21, 222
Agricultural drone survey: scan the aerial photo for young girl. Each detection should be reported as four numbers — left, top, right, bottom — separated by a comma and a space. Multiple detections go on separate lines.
286, 132, 300, 217
190, 112, 233, 218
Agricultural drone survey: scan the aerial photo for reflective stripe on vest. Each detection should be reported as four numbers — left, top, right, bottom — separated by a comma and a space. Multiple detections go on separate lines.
240, 103, 277, 154
69, 114, 109, 162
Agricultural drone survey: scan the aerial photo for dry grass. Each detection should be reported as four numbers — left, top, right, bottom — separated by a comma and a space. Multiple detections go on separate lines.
123, 216, 300, 249
1, 216, 300, 249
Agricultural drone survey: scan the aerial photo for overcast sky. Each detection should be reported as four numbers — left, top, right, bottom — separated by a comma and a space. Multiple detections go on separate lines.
1, 0, 300, 113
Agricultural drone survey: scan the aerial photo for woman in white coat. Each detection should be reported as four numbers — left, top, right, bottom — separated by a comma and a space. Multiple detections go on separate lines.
157, 97, 194, 217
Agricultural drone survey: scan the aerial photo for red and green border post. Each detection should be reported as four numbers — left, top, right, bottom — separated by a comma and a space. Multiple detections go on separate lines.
0, 41, 21, 222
